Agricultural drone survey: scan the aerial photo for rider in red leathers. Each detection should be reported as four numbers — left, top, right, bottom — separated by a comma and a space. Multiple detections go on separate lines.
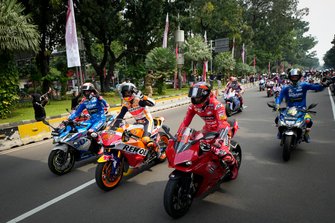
177, 82, 239, 179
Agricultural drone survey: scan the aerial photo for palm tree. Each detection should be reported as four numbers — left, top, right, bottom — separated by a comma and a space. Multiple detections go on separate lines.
0, 0, 39, 118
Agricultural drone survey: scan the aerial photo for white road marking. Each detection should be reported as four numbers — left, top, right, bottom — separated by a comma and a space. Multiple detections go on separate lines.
7, 179, 95, 223
328, 87, 335, 121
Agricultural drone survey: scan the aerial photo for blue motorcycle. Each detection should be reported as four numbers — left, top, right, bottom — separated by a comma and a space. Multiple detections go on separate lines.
267, 102, 317, 161
45, 114, 116, 175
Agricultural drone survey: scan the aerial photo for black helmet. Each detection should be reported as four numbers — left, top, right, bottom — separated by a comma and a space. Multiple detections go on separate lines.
81, 83, 97, 98
120, 83, 137, 102
288, 69, 302, 85
188, 82, 211, 107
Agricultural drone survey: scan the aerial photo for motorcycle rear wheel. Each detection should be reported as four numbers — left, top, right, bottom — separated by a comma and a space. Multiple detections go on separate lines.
164, 178, 193, 219
283, 135, 293, 161
48, 149, 75, 175
95, 160, 124, 191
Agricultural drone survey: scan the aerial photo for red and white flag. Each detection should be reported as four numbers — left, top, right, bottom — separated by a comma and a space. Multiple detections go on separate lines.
268, 61, 271, 74
162, 13, 169, 48
241, 43, 245, 64
253, 56, 256, 69
203, 31, 208, 81
65, 0, 81, 68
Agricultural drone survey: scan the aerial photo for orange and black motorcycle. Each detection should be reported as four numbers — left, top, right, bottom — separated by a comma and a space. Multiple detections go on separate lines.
95, 117, 170, 191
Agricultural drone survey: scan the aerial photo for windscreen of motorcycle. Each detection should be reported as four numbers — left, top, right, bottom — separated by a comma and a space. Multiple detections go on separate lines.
175, 127, 194, 153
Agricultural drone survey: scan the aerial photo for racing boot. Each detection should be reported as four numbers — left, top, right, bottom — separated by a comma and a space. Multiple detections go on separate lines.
142, 136, 165, 160
87, 130, 103, 155
304, 128, 311, 143
212, 147, 238, 180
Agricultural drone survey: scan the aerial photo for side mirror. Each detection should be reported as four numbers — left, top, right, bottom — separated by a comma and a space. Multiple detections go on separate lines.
308, 103, 317, 110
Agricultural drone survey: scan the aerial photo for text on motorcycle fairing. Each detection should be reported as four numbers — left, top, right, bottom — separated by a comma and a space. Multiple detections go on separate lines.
122, 144, 148, 156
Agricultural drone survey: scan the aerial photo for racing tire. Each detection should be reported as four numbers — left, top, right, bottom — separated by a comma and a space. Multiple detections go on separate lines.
95, 160, 124, 191
164, 178, 193, 219
225, 104, 232, 117
283, 135, 293, 161
48, 149, 75, 175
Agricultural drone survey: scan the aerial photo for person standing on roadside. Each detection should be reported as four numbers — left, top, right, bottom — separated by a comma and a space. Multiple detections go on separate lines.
31, 88, 51, 122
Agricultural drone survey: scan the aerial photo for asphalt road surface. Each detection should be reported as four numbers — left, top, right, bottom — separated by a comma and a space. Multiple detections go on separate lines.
1, 86, 335, 223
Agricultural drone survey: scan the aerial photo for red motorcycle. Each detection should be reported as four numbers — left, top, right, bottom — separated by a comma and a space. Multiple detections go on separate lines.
95, 117, 170, 191
162, 121, 242, 219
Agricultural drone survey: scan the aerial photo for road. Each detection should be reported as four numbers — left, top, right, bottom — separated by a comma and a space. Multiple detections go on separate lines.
1, 86, 335, 223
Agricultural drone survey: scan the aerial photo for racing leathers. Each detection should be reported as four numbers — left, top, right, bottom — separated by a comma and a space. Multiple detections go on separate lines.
177, 94, 238, 179
69, 94, 109, 133
113, 95, 155, 137
275, 81, 324, 142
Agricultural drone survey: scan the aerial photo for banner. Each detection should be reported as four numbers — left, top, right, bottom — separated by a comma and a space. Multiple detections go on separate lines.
203, 31, 208, 82
162, 13, 169, 48
65, 0, 81, 68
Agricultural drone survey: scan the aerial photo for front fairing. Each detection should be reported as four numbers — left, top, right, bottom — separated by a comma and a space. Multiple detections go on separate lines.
279, 107, 305, 129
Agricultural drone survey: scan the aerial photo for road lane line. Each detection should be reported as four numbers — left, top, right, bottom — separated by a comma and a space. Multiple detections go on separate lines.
7, 179, 95, 223
328, 87, 335, 121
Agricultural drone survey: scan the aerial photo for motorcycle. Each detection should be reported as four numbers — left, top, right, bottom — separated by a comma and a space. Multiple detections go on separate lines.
223, 90, 243, 117
329, 76, 335, 96
267, 102, 317, 161
162, 122, 242, 219
46, 114, 116, 175
266, 81, 275, 97
95, 117, 170, 191
273, 84, 282, 100
259, 80, 266, 91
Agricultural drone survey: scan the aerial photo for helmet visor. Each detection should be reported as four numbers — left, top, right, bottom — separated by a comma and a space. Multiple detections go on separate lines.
188, 87, 205, 98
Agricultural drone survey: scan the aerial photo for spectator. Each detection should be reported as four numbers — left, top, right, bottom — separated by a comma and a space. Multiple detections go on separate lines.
31, 88, 51, 122
71, 91, 82, 110
209, 73, 216, 89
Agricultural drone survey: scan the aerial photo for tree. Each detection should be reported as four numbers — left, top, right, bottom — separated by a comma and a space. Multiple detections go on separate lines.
145, 47, 176, 95
184, 34, 212, 72
324, 35, 335, 69
214, 52, 236, 80
0, 0, 39, 118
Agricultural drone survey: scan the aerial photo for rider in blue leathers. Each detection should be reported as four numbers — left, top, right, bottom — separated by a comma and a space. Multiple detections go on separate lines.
68, 83, 109, 138
275, 68, 328, 142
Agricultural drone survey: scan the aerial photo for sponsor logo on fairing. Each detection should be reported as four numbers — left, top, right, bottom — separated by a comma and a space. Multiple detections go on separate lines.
122, 144, 148, 156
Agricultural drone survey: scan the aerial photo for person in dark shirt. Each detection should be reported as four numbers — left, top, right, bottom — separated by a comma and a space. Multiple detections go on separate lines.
31, 88, 51, 121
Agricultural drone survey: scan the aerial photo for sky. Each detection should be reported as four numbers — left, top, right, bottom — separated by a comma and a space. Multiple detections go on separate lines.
298, 0, 335, 66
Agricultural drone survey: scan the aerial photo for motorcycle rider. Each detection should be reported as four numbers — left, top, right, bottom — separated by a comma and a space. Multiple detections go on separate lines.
225, 76, 244, 108
177, 82, 239, 179
67, 83, 109, 153
275, 68, 329, 142
111, 82, 165, 160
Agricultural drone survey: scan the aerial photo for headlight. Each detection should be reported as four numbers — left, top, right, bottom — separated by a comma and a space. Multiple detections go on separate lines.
53, 137, 60, 143
294, 121, 303, 127
285, 120, 295, 126
185, 161, 192, 166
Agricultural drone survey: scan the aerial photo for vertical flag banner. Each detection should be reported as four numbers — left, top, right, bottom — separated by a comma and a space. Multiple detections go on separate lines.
241, 43, 245, 64
66, 0, 81, 68
268, 61, 271, 74
203, 31, 208, 82
162, 13, 169, 48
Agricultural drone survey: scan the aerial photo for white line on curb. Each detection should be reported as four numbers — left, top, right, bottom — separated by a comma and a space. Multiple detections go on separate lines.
7, 179, 95, 223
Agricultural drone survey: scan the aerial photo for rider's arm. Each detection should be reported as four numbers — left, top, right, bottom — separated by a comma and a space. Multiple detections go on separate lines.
112, 106, 128, 128
139, 96, 155, 107
176, 105, 196, 134
303, 82, 324, 92
69, 102, 86, 120
275, 86, 288, 106
99, 97, 110, 112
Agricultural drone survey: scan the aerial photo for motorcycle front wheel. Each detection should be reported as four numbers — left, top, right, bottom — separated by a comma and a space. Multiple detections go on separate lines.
283, 135, 293, 161
48, 149, 75, 175
164, 177, 193, 219
225, 104, 232, 117
95, 160, 124, 191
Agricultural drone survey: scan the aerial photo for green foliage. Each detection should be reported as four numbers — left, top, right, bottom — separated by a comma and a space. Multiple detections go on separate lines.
145, 47, 176, 76
0, 53, 19, 119
323, 36, 335, 68
0, 0, 39, 52
214, 52, 236, 74
184, 34, 212, 62
235, 62, 254, 77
